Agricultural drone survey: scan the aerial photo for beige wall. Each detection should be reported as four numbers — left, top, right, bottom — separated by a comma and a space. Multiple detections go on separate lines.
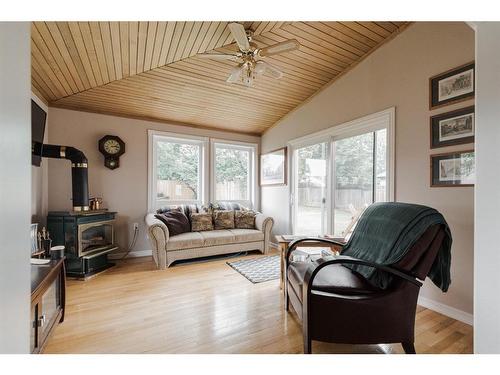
261, 22, 474, 315
46, 108, 260, 253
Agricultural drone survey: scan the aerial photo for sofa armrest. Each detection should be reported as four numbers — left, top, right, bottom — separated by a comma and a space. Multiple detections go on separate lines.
145, 213, 169, 269
255, 213, 274, 254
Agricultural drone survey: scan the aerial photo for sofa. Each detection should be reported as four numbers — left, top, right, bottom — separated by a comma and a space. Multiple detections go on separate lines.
145, 203, 274, 269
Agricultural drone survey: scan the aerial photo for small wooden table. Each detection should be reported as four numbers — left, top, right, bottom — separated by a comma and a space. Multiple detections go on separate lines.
275, 235, 345, 290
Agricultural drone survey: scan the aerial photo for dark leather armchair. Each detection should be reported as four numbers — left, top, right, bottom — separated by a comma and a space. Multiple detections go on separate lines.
285, 224, 446, 354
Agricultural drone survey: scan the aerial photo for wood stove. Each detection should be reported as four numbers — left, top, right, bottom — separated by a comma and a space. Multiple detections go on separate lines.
47, 210, 118, 279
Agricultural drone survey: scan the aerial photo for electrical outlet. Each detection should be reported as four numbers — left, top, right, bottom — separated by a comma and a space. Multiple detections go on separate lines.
133, 223, 139, 231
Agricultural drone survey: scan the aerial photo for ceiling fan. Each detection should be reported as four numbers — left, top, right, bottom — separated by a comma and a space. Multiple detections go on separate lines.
198, 22, 300, 87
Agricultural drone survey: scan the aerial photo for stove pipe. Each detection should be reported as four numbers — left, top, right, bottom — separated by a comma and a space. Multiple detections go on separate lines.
40, 144, 89, 212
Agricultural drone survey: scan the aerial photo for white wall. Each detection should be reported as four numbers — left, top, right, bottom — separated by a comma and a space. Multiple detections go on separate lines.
473, 22, 500, 354
261, 22, 475, 318
46, 108, 260, 254
0, 22, 31, 353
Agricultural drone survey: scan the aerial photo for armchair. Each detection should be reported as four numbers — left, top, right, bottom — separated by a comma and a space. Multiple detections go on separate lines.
285, 223, 447, 354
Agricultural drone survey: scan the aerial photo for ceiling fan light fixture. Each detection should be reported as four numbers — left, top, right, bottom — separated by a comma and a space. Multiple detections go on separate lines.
254, 61, 266, 75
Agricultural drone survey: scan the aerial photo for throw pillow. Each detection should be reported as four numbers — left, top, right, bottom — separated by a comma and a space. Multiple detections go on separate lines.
234, 210, 256, 229
154, 211, 190, 236
191, 213, 214, 232
156, 205, 182, 214
213, 210, 235, 230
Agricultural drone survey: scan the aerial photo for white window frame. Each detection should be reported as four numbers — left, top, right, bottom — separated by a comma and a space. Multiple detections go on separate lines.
210, 139, 258, 209
148, 130, 209, 211
288, 107, 395, 235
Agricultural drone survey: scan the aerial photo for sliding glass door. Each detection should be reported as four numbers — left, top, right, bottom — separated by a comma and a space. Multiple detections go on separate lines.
293, 142, 328, 236
332, 129, 387, 236
291, 118, 391, 237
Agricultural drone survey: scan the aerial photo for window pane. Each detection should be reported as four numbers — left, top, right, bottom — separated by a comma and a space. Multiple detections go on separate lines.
215, 146, 250, 201
333, 133, 374, 237
295, 143, 328, 235
375, 128, 387, 202
156, 140, 200, 201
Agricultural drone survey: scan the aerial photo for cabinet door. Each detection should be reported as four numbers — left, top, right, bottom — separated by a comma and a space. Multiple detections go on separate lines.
39, 277, 61, 343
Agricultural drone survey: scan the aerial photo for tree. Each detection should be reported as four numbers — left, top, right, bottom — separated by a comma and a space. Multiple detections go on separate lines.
215, 148, 248, 182
156, 142, 199, 198
156, 142, 250, 200
297, 130, 387, 189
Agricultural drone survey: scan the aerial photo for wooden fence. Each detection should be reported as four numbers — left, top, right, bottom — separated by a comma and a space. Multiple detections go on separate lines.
157, 180, 246, 201
298, 186, 385, 209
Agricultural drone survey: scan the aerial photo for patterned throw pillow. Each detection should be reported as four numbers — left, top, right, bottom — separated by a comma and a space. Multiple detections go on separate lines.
190, 213, 214, 232
213, 210, 235, 230
234, 210, 256, 229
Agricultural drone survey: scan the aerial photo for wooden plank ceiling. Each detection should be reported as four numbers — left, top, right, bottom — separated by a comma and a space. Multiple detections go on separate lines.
31, 21, 408, 135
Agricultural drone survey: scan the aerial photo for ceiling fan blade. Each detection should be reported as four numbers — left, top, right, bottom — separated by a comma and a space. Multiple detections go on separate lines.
228, 22, 250, 52
258, 39, 300, 57
198, 53, 241, 61
255, 61, 283, 79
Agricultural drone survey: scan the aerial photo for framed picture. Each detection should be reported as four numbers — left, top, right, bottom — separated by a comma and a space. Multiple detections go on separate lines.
260, 147, 287, 186
429, 62, 475, 109
430, 106, 474, 148
430, 150, 475, 187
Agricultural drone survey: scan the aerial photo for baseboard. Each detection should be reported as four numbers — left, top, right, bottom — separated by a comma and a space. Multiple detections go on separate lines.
418, 296, 473, 326
108, 249, 153, 260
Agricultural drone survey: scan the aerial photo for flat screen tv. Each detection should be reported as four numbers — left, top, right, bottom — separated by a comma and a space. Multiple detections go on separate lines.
31, 99, 47, 167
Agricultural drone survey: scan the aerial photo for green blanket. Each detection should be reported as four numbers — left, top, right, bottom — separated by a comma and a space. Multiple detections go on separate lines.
341, 202, 452, 292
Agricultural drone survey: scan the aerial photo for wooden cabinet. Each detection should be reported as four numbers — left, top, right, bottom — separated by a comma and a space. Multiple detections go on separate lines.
30, 258, 66, 354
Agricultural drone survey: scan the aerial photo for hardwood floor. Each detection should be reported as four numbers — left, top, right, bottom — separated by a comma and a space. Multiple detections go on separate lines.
43, 251, 473, 354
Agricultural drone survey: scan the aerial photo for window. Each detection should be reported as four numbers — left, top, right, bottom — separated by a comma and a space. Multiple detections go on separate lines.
148, 131, 208, 210
211, 140, 257, 208
148, 131, 257, 211
290, 108, 395, 237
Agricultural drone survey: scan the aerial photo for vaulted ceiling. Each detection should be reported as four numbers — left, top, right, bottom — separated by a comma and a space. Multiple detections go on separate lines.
31, 21, 409, 135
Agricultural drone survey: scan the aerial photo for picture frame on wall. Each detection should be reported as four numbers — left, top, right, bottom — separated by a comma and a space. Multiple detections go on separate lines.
430, 106, 475, 149
260, 147, 287, 186
430, 150, 475, 187
429, 62, 475, 109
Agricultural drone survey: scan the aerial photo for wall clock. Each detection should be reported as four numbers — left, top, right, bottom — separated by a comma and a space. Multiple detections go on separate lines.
98, 135, 125, 170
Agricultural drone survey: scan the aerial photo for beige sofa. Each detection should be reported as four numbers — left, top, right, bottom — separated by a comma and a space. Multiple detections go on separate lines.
145, 208, 274, 269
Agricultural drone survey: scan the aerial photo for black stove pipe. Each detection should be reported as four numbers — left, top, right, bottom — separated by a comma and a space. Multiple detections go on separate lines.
37, 143, 90, 212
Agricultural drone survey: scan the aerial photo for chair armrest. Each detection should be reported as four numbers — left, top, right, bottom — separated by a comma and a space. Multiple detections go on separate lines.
302, 255, 422, 298
255, 213, 274, 254
144, 213, 169, 269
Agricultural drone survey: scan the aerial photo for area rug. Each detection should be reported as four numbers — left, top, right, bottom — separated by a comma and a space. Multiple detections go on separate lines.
227, 255, 280, 283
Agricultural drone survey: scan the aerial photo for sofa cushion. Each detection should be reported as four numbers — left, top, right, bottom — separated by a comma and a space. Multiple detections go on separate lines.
229, 228, 264, 243
191, 213, 214, 232
213, 210, 235, 230
154, 211, 191, 236
234, 211, 256, 229
199, 230, 235, 246
166, 232, 204, 251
